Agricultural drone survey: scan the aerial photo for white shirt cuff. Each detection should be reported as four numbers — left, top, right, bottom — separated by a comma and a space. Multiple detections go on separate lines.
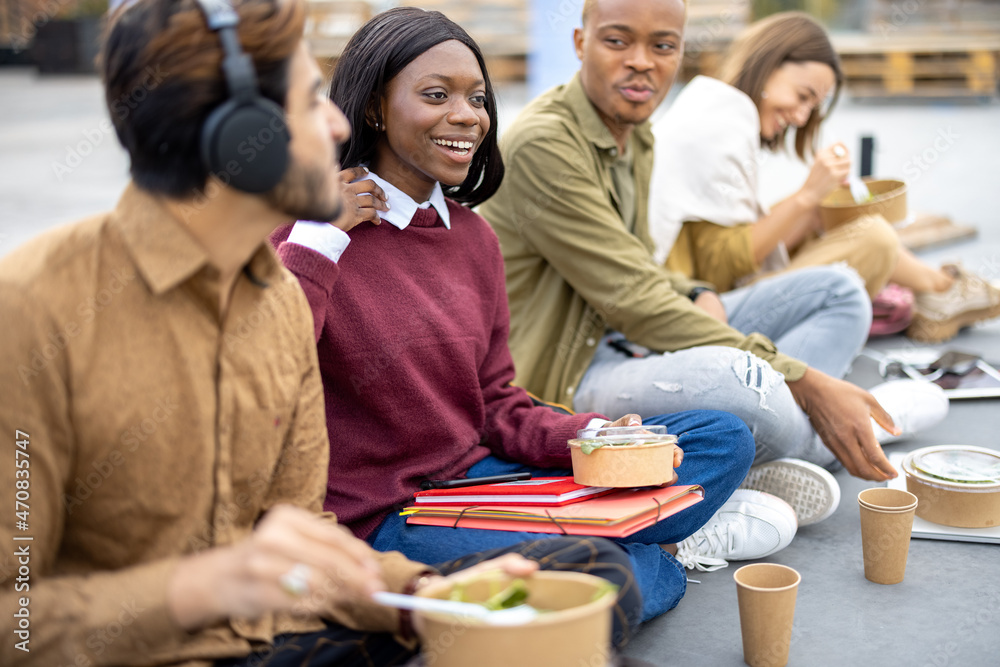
579, 418, 612, 439
286, 221, 350, 263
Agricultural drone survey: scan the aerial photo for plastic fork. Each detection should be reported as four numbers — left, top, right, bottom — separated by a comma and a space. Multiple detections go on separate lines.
833, 144, 872, 203
847, 175, 872, 203
371, 591, 539, 626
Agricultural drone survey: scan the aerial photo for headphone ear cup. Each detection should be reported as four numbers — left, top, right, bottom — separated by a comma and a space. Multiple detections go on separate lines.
200, 96, 290, 194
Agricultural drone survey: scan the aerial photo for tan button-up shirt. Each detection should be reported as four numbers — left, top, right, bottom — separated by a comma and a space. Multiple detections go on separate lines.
0, 184, 427, 666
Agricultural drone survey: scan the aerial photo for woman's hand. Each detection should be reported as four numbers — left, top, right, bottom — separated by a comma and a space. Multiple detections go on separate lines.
606, 414, 642, 428
331, 167, 388, 233
798, 143, 851, 207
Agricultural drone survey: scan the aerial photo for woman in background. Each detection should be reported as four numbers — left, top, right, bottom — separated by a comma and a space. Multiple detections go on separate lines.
649, 11, 1000, 343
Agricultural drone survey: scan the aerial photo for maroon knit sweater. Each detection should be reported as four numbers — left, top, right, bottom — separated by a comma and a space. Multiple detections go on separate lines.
271, 202, 603, 539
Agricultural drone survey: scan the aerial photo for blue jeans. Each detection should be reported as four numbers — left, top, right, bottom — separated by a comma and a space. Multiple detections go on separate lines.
573, 265, 870, 467
370, 410, 754, 622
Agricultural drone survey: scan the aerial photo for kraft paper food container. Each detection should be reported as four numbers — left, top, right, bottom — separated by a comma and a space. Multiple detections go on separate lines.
568, 425, 678, 488
414, 571, 616, 667
734, 563, 801, 667
902, 446, 1000, 528
819, 178, 907, 230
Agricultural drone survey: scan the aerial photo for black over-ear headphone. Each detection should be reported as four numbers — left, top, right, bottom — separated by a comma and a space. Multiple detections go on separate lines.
195, 0, 289, 193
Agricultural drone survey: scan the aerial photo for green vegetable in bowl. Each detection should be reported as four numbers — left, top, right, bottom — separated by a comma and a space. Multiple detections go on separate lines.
448, 575, 618, 617
449, 577, 530, 611
578, 438, 648, 455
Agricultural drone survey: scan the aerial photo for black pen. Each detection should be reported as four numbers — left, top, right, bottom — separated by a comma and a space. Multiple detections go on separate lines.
419, 472, 532, 491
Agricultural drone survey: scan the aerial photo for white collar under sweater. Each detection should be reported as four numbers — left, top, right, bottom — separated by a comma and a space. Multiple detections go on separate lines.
285, 172, 452, 263
365, 171, 451, 230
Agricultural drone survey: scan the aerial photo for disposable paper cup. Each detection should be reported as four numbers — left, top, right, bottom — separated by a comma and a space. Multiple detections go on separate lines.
858, 488, 918, 585
415, 571, 615, 667
734, 564, 801, 667
858, 488, 918, 512
858, 487, 917, 513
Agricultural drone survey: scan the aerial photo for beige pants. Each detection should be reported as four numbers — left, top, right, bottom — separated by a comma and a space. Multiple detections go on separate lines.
785, 214, 900, 299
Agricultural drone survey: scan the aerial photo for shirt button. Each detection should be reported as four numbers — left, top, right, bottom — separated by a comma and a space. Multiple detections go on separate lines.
609, 148, 618, 157
586, 337, 596, 347
566, 386, 575, 395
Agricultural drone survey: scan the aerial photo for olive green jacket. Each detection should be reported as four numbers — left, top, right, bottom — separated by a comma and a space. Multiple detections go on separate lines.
480, 73, 807, 407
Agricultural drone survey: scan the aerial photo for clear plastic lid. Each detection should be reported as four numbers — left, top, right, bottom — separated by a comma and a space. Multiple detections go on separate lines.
910, 447, 1000, 484
575, 424, 667, 440
574, 424, 670, 443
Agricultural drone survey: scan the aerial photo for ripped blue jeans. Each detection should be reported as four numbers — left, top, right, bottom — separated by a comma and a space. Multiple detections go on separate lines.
574, 265, 872, 467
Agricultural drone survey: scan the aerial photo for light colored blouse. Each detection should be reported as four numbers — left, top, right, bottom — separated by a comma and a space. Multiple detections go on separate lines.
649, 76, 789, 288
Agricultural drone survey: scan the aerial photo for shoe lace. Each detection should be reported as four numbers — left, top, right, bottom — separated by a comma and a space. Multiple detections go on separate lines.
674, 521, 736, 572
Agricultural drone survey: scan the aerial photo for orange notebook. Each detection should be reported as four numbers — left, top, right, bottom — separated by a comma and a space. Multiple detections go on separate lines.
401, 484, 704, 538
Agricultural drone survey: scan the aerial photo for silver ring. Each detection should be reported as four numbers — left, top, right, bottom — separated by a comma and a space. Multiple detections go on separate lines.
279, 563, 312, 598
833, 145, 846, 158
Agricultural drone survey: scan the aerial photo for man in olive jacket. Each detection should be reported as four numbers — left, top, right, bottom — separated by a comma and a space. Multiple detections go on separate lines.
481, 0, 899, 483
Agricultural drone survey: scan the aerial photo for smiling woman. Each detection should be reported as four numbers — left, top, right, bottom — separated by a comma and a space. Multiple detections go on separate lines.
329, 6, 503, 206
649, 11, 1000, 341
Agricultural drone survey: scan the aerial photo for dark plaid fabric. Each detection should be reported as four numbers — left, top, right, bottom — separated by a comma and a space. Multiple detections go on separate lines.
216, 537, 641, 667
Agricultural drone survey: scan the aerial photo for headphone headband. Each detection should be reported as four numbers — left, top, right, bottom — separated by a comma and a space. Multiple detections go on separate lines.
194, 0, 238, 29
194, 0, 290, 193
195, 0, 256, 103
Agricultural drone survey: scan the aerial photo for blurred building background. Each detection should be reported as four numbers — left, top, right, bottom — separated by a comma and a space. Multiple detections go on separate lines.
3, 1, 999, 101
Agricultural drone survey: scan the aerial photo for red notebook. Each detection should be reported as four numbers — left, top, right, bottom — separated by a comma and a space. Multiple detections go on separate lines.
403, 485, 705, 539
413, 477, 614, 506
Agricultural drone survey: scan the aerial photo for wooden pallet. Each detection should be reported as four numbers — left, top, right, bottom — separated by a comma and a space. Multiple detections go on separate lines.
680, 0, 750, 82
406, 0, 527, 80
896, 214, 978, 252
305, 0, 373, 76
867, 0, 1000, 35
833, 32, 1000, 100
308, 0, 527, 81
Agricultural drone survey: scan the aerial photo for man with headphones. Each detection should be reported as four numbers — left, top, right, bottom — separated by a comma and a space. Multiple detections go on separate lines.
0, 1, 643, 665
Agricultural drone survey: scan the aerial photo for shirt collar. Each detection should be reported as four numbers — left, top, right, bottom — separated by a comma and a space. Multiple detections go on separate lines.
563, 72, 655, 156
364, 171, 451, 230
112, 182, 282, 295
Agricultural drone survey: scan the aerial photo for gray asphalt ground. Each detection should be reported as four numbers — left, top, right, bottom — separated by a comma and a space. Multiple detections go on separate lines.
2, 68, 999, 666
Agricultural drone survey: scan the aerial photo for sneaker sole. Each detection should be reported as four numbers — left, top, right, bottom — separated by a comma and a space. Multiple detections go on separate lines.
907, 301, 1000, 343
739, 459, 840, 526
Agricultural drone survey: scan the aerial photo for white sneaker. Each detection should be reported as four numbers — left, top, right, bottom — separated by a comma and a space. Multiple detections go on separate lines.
674, 490, 797, 572
869, 379, 949, 445
739, 458, 841, 526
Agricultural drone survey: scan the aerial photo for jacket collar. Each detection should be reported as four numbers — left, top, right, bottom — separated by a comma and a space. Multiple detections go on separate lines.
562, 72, 655, 155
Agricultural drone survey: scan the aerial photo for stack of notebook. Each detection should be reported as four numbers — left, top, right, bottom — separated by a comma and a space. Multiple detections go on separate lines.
403, 477, 703, 538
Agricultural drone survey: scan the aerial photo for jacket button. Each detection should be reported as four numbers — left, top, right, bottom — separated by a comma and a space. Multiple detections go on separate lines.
566, 386, 575, 395
586, 337, 596, 346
